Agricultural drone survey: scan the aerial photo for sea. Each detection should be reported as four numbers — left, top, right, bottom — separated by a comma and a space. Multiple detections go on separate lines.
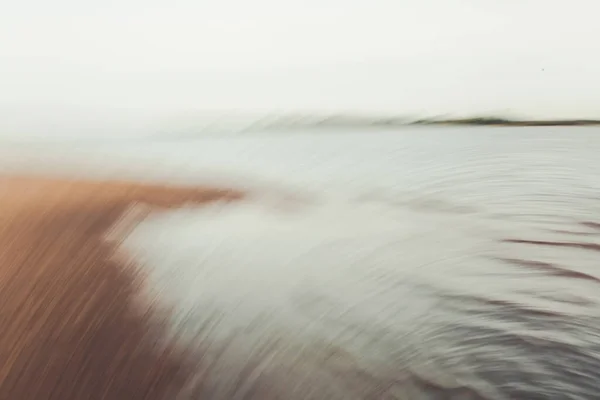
2, 125, 600, 399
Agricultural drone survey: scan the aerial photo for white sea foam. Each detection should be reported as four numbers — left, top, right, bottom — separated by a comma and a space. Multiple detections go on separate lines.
123, 189, 600, 399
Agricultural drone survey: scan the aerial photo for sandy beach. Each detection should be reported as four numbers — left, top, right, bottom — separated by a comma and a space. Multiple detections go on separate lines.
0, 175, 243, 400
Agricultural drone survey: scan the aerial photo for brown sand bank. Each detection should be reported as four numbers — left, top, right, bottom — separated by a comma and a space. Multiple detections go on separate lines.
0, 175, 243, 400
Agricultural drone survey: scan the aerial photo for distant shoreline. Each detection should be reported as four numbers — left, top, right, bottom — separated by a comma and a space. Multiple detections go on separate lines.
1, 115, 599, 143
245, 115, 600, 131
412, 118, 600, 127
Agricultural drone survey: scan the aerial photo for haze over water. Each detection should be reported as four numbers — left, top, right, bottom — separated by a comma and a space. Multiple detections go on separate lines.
2, 0, 600, 138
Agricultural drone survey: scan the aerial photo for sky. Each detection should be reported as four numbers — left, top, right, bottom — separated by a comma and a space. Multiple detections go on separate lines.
1, 0, 599, 136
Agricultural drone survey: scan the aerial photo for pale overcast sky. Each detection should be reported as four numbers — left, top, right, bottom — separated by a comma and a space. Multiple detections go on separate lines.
1, 0, 599, 135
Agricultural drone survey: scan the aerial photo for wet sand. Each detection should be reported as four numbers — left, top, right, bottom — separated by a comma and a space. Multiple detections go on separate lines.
0, 175, 242, 400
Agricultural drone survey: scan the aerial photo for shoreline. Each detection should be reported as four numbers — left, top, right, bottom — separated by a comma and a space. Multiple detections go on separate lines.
412, 118, 600, 127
